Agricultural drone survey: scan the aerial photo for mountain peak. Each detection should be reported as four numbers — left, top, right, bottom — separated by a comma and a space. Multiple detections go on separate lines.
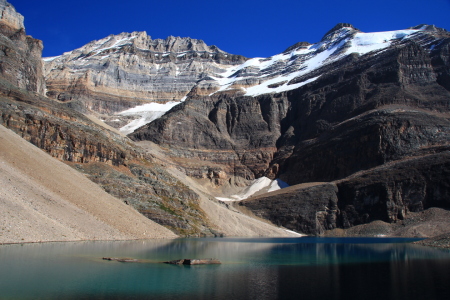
322, 23, 360, 40
409, 24, 448, 32
283, 41, 312, 53
0, 0, 25, 30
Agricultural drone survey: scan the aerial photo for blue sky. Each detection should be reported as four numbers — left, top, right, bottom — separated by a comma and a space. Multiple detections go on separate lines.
10, 0, 450, 58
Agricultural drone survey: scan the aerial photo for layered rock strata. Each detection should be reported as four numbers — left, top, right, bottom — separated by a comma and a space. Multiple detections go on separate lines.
131, 24, 450, 233
44, 32, 246, 115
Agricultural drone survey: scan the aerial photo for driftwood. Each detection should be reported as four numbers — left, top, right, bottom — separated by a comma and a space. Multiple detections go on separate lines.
102, 257, 221, 265
102, 257, 140, 263
163, 258, 221, 265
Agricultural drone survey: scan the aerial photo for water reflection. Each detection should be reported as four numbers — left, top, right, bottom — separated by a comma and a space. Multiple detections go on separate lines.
0, 238, 449, 300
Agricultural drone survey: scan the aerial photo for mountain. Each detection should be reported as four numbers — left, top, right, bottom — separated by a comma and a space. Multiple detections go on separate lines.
43, 32, 247, 134
0, 0, 293, 241
129, 24, 450, 235
131, 24, 450, 181
0, 0, 177, 243
1, 0, 449, 239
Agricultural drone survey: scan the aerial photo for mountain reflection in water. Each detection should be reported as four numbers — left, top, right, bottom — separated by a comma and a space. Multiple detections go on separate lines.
0, 237, 449, 300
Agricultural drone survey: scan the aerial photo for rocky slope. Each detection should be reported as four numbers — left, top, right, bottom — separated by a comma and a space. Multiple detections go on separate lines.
2, 0, 449, 237
0, 1, 210, 237
0, 124, 177, 243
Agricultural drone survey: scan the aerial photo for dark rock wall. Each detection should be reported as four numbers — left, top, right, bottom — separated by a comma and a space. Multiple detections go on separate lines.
135, 36, 450, 186
242, 153, 450, 235
274, 39, 450, 184
131, 94, 289, 179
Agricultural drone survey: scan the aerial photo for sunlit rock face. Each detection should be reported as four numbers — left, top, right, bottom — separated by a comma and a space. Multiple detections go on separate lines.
0, 0, 24, 30
43, 32, 247, 115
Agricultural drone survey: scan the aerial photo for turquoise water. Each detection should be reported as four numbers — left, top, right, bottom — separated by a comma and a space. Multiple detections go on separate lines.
0, 237, 449, 299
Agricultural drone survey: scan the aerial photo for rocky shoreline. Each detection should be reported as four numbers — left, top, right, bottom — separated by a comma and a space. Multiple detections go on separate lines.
413, 233, 450, 249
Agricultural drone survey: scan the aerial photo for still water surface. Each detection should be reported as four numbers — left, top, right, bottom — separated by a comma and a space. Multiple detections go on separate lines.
1, 237, 449, 300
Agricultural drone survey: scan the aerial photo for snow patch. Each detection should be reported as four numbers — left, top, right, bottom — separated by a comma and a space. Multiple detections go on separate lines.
285, 229, 305, 236
43, 56, 61, 62
347, 30, 417, 55
118, 101, 181, 135
216, 177, 289, 201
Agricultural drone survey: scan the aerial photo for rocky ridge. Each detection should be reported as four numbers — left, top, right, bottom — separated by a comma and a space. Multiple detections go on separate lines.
43, 31, 246, 121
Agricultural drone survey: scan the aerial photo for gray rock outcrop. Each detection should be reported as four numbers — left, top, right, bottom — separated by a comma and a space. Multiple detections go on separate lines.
0, 0, 24, 30
0, 0, 45, 94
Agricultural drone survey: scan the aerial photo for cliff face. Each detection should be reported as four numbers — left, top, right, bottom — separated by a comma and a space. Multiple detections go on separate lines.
0, 77, 214, 236
0, 0, 45, 95
131, 26, 450, 185
240, 152, 450, 235
44, 32, 247, 115
131, 24, 450, 234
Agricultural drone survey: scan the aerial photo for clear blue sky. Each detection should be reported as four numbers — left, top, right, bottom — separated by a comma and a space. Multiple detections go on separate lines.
10, 0, 450, 58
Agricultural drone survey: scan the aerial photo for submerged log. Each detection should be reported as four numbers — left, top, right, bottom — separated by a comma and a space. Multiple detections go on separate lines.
163, 258, 221, 265
102, 257, 140, 263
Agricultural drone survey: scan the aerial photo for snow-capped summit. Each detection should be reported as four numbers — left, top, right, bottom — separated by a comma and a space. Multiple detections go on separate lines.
195, 23, 431, 98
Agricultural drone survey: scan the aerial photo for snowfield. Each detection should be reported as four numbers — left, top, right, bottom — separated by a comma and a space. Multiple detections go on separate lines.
209, 27, 420, 97
118, 101, 182, 135
216, 177, 289, 201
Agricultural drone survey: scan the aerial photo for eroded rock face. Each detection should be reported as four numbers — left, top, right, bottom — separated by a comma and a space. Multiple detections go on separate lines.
241, 153, 450, 235
44, 32, 246, 115
132, 27, 450, 186
131, 94, 288, 180
0, 81, 214, 236
0, 0, 45, 95
0, 1, 215, 236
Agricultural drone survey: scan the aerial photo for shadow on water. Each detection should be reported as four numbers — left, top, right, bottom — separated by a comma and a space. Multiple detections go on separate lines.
0, 237, 449, 300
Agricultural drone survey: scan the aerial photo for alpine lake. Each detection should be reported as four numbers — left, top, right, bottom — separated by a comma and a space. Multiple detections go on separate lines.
1, 237, 449, 300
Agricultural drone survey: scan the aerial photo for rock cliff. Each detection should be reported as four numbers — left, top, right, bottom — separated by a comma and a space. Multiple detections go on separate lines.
240, 152, 450, 235
0, 0, 45, 95
0, 2, 213, 236
131, 25, 450, 184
